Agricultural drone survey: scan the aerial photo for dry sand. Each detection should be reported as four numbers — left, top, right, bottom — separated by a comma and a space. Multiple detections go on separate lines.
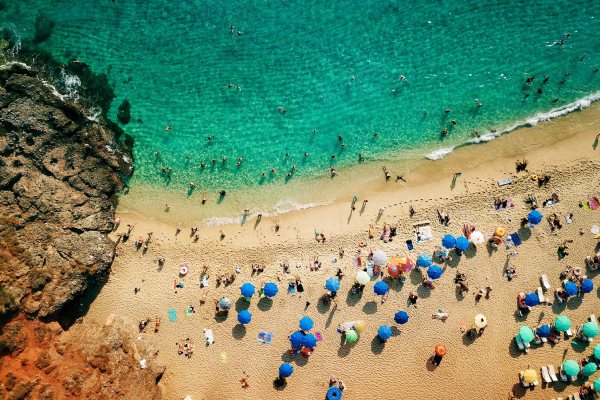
85, 103, 600, 400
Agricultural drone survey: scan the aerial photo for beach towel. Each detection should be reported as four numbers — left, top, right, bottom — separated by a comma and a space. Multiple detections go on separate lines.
186, 306, 194, 316
204, 329, 214, 345
315, 332, 324, 342
220, 352, 227, 363
510, 233, 522, 246
414, 225, 432, 243
495, 199, 514, 210
288, 284, 296, 295
590, 198, 599, 210
258, 331, 273, 344
168, 308, 177, 322
497, 178, 513, 186
582, 201, 591, 211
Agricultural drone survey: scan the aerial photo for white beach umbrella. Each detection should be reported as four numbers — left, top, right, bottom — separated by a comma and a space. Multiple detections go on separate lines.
474, 314, 488, 328
469, 231, 485, 245
591, 225, 600, 235
372, 250, 388, 266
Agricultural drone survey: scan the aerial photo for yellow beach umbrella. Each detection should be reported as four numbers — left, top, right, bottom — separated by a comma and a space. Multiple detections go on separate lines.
522, 369, 537, 383
354, 320, 366, 333
494, 226, 506, 238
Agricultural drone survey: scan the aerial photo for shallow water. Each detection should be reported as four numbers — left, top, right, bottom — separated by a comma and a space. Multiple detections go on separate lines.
3, 0, 600, 210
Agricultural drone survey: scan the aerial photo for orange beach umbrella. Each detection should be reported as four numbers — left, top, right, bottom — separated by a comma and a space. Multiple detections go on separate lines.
435, 344, 447, 356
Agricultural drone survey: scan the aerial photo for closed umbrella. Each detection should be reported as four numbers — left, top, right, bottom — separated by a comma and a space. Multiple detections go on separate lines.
263, 282, 278, 298
427, 265, 443, 280
524, 293, 539, 307
434, 344, 447, 356
345, 328, 359, 343
528, 210, 543, 226
469, 230, 485, 245
536, 324, 551, 338
519, 326, 534, 343
563, 359, 580, 377
595, 377, 600, 392
289, 331, 304, 348
522, 369, 537, 384
564, 281, 578, 296
555, 315, 571, 332
582, 362, 598, 377
218, 297, 233, 309
326, 386, 343, 400
356, 271, 370, 285
442, 234, 456, 249
455, 236, 469, 251
582, 279, 594, 294
237, 310, 252, 325
594, 344, 600, 360
394, 311, 409, 324
325, 277, 340, 292
474, 314, 488, 328
302, 333, 317, 348
374, 281, 389, 295
387, 264, 400, 278
354, 321, 365, 333
372, 250, 388, 266
299, 317, 314, 331
417, 253, 432, 267
377, 325, 392, 340
279, 363, 293, 378
584, 322, 600, 338
240, 282, 255, 298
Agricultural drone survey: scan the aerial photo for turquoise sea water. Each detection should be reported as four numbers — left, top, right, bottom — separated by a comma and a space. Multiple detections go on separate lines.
3, 0, 600, 196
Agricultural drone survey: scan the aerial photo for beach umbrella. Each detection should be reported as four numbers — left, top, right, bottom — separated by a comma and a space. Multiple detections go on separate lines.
325, 277, 340, 292
536, 324, 551, 338
279, 363, 293, 378
356, 271, 370, 285
522, 369, 537, 384
427, 265, 443, 280
594, 344, 600, 360
302, 333, 317, 348
240, 282, 255, 298
563, 359, 580, 377
455, 236, 469, 251
434, 344, 447, 356
263, 282, 278, 298
326, 386, 343, 400
417, 253, 432, 267
583, 362, 598, 377
372, 250, 388, 266
528, 209, 543, 226
377, 325, 392, 340
494, 226, 506, 237
595, 377, 600, 392
398, 256, 414, 272
289, 331, 304, 348
592, 225, 600, 235
582, 279, 594, 294
469, 231, 485, 245
474, 314, 488, 329
374, 281, 389, 295
442, 234, 456, 249
354, 321, 365, 333
237, 310, 252, 325
345, 328, 359, 343
524, 293, 539, 307
299, 317, 314, 331
584, 322, 600, 338
555, 315, 571, 332
518, 326, 534, 343
394, 311, 409, 325
387, 264, 400, 278
218, 297, 233, 309
564, 281, 578, 296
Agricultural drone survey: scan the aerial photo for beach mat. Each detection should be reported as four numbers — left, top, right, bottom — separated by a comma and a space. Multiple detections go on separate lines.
258, 331, 273, 344
168, 308, 177, 322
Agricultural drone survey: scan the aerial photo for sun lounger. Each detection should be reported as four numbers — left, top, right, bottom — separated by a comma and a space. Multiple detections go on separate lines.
541, 275, 551, 291
536, 287, 545, 303
541, 366, 552, 383
565, 328, 573, 337
498, 178, 513, 186
548, 365, 559, 382
590, 314, 597, 323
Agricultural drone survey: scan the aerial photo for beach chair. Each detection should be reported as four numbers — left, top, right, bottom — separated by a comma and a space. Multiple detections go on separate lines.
590, 314, 597, 323
541, 275, 551, 291
537, 287, 546, 303
573, 392, 581, 400
548, 365, 559, 382
559, 368, 570, 382
541, 366, 552, 383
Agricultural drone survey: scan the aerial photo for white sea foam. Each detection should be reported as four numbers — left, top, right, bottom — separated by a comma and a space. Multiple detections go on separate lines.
425, 91, 600, 160
86, 107, 102, 121
60, 68, 81, 101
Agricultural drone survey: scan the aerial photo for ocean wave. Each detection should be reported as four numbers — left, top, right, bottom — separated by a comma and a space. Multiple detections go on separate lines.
60, 68, 81, 101
0, 23, 22, 57
425, 91, 600, 160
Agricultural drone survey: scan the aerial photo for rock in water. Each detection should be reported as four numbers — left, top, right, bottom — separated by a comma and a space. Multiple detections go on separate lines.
118, 99, 131, 124
33, 12, 55, 44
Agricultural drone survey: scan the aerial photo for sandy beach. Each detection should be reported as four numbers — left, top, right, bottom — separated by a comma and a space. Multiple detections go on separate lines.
85, 103, 600, 400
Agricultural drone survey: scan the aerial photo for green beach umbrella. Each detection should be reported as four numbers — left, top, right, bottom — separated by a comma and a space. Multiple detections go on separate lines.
594, 344, 600, 360
584, 322, 600, 338
555, 315, 571, 332
563, 359, 580, 377
518, 326, 534, 343
582, 362, 598, 377
345, 329, 359, 344
594, 377, 600, 392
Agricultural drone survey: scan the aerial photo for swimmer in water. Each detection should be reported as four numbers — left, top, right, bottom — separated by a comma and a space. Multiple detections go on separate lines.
304, 152, 309, 158
207, 136, 214, 141
372, 132, 379, 137
189, 182, 195, 188
237, 157, 244, 166
222, 156, 227, 163
399, 75, 406, 81
202, 195, 207, 204
271, 168, 276, 174
200, 162, 206, 168
358, 154, 365, 161
219, 190, 226, 197
261, 172, 266, 177
331, 154, 336, 159
154, 151, 160, 158
164, 125, 171, 132
543, 76, 549, 83
212, 159, 217, 164
441, 128, 448, 136
278, 107, 287, 114
445, 108, 452, 113
338, 135, 343, 142
451, 120, 457, 126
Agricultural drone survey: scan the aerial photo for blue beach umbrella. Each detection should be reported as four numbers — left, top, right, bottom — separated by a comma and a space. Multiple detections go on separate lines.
455, 236, 469, 251
394, 311, 409, 324
289, 331, 304, 348
299, 317, 314, 331
417, 253, 432, 267
442, 234, 456, 249
581, 279, 594, 294
524, 293, 539, 307
536, 324, 551, 338
237, 310, 252, 325
378, 325, 393, 340
374, 281, 389, 295
564, 281, 578, 296
325, 277, 340, 292
263, 282, 278, 298
528, 210, 543, 226
427, 265, 443, 280
302, 333, 317, 348
241, 282, 255, 297
326, 386, 343, 400
279, 363, 294, 378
